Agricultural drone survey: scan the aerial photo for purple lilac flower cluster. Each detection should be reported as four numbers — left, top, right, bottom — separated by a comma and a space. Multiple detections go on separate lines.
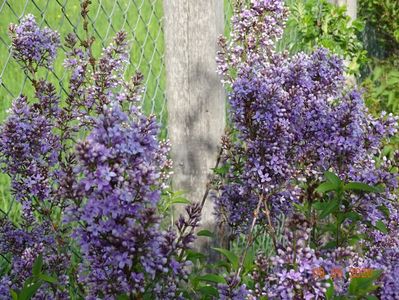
1, 12, 199, 299
217, 275, 251, 300
9, 14, 60, 69
216, 0, 399, 297
215, 0, 398, 231
0, 92, 60, 218
70, 86, 198, 298
364, 220, 399, 299
0, 15, 72, 298
251, 216, 379, 299
0, 220, 69, 299
251, 217, 329, 299
71, 104, 170, 297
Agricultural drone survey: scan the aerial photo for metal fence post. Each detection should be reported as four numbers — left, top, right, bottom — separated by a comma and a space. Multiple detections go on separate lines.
163, 1, 225, 230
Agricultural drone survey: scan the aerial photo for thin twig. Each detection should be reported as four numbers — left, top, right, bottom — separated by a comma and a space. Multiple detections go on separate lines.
234, 193, 264, 281
262, 196, 278, 252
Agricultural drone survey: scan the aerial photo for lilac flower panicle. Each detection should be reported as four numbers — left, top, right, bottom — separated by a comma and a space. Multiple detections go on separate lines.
216, 0, 399, 297
0, 94, 61, 217
1, 10, 194, 300
9, 14, 60, 69
215, 0, 398, 234
218, 275, 252, 300
72, 104, 196, 298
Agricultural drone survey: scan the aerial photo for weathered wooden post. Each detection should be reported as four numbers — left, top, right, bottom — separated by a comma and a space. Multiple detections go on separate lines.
163, 1, 226, 231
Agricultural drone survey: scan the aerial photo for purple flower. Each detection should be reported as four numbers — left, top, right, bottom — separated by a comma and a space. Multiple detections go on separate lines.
9, 14, 60, 69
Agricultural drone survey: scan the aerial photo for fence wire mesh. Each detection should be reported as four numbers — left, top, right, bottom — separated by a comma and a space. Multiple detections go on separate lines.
0, 0, 166, 218
0, 0, 167, 123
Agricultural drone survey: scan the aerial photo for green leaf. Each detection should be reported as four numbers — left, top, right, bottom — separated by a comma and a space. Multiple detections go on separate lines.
10, 290, 18, 300
186, 250, 206, 262
170, 197, 190, 205
19, 282, 42, 300
197, 274, 226, 284
197, 230, 214, 238
324, 171, 341, 186
316, 182, 337, 194
32, 255, 43, 277
213, 164, 230, 176
213, 248, 239, 270
344, 182, 381, 193
38, 274, 57, 284
325, 279, 334, 299
319, 199, 339, 218
243, 248, 255, 274
198, 285, 219, 297
116, 295, 129, 300
323, 240, 337, 249
343, 211, 362, 222
349, 269, 382, 296
378, 205, 390, 219
375, 220, 389, 234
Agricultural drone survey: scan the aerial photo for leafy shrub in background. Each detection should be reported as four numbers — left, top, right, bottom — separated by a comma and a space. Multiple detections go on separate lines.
358, 0, 399, 116
278, 0, 367, 74
214, 0, 399, 298
278, 0, 399, 116
362, 59, 399, 115
0, 4, 200, 299
359, 0, 399, 57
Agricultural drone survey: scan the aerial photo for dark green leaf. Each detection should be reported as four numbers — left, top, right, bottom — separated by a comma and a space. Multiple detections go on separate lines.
186, 250, 206, 262
19, 282, 42, 300
197, 230, 214, 238
343, 211, 362, 222
38, 274, 57, 284
10, 290, 18, 300
325, 279, 334, 299
378, 205, 390, 219
319, 199, 339, 218
197, 274, 226, 284
375, 220, 389, 234
349, 269, 382, 295
316, 182, 337, 194
198, 285, 219, 297
213, 248, 239, 270
324, 171, 341, 186
32, 255, 43, 277
344, 182, 381, 193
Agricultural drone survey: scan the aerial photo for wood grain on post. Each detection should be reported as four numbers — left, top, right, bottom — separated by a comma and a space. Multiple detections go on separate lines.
163, 1, 226, 236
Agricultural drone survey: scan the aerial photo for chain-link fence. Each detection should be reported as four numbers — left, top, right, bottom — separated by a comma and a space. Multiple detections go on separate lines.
0, 0, 169, 218
0, 0, 166, 123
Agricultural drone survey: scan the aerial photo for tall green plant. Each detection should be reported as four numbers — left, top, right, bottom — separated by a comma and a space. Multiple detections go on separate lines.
278, 0, 367, 74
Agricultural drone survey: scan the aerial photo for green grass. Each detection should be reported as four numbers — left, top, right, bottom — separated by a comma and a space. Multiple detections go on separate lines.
0, 0, 166, 218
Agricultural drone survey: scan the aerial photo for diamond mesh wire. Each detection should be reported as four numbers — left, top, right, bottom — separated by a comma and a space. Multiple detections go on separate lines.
0, 0, 167, 123
0, 0, 166, 218
224, 0, 234, 35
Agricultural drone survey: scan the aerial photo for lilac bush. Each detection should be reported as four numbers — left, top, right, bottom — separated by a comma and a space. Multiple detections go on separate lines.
9, 14, 60, 69
215, 0, 399, 298
1, 1, 398, 299
0, 9, 199, 299
216, 0, 397, 230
